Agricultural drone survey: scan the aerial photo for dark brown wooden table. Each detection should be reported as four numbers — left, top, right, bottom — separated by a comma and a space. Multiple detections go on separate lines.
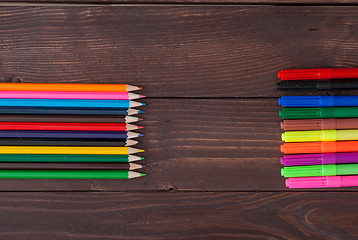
0, 3, 358, 239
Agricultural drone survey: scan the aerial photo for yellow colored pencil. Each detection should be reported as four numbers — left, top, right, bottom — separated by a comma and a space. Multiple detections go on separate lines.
0, 146, 143, 155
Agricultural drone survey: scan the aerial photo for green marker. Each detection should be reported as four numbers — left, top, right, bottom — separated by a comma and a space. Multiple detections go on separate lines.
0, 154, 143, 162
0, 170, 146, 179
281, 164, 358, 177
279, 107, 358, 119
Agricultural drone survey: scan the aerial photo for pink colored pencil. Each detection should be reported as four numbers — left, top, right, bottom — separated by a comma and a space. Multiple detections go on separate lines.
0, 91, 145, 100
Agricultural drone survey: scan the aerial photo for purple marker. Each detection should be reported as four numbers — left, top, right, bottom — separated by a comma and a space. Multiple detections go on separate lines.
281, 152, 358, 166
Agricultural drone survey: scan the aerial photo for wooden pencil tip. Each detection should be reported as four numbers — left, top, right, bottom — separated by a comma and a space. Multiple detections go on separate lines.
139, 87, 143, 90
128, 171, 145, 179
137, 126, 144, 129
129, 163, 143, 170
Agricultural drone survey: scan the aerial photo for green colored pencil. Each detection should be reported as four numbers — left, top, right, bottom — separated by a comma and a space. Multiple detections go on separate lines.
0, 170, 145, 179
0, 154, 143, 162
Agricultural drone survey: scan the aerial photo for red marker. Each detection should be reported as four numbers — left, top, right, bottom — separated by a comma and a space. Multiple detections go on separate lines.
278, 68, 358, 80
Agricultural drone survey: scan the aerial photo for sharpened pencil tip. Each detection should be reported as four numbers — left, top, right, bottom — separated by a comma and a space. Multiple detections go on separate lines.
139, 87, 143, 90
140, 173, 146, 176
140, 95, 146, 98
137, 126, 144, 129
139, 134, 144, 137
138, 118, 143, 121
139, 149, 145, 153
140, 157, 144, 160
139, 111, 145, 114
141, 103, 145, 106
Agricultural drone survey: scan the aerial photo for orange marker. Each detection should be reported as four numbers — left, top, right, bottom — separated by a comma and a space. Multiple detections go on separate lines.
0, 83, 141, 92
281, 141, 358, 154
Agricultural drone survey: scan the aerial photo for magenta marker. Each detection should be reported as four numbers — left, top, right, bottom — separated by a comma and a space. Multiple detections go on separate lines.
286, 175, 358, 188
280, 152, 358, 166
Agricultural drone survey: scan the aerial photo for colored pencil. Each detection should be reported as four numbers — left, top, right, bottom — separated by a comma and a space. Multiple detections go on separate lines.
0, 146, 144, 154
0, 138, 138, 146
0, 91, 145, 100
0, 115, 141, 123
0, 122, 142, 131
0, 154, 143, 162
0, 170, 145, 179
0, 130, 142, 139
0, 83, 141, 92
0, 162, 143, 170
0, 107, 143, 115
0, 99, 144, 108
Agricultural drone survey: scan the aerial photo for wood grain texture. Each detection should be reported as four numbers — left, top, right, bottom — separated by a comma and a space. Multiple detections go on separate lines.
0, 191, 357, 239
1, 0, 357, 4
2, 6, 358, 97
0, 99, 286, 191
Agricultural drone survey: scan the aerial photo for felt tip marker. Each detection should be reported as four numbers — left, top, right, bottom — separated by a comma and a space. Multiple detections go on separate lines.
280, 152, 358, 166
277, 80, 358, 91
279, 96, 358, 107
278, 68, 358, 80
282, 129, 358, 142
279, 107, 358, 119
286, 176, 358, 188
280, 118, 358, 131
280, 141, 358, 154
281, 163, 358, 178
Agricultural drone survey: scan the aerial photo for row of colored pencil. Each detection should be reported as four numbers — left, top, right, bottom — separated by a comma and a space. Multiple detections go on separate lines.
0, 83, 145, 179
278, 68, 358, 188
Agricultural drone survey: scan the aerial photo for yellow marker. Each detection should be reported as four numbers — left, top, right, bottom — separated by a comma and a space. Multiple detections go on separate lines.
0, 146, 143, 155
281, 129, 358, 142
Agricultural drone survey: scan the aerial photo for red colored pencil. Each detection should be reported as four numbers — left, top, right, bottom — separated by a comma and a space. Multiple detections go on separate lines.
0, 122, 142, 131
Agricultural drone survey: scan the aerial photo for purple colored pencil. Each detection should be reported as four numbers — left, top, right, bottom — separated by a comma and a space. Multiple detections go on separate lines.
0, 130, 143, 139
281, 152, 358, 166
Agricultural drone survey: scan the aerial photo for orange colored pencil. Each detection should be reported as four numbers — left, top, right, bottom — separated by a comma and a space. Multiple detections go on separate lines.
0, 83, 141, 92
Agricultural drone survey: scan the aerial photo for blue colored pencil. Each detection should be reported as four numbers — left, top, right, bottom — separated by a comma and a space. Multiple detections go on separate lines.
0, 99, 144, 108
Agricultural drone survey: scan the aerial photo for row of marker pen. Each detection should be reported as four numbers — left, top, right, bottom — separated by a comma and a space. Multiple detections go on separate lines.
0, 83, 145, 179
277, 68, 358, 188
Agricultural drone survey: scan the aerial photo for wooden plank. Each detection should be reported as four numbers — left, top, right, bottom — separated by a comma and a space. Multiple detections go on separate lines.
0, 99, 288, 191
1, 0, 357, 4
1, 6, 358, 97
0, 191, 357, 239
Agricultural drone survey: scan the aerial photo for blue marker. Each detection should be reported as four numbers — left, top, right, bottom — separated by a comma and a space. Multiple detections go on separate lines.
279, 96, 358, 107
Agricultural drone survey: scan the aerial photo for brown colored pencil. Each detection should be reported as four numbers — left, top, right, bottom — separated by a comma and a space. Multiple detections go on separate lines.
0, 162, 143, 170
0, 115, 141, 123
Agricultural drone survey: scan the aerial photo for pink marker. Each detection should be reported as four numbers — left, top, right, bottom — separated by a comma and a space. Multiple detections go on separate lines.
286, 175, 358, 188
0, 91, 145, 100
